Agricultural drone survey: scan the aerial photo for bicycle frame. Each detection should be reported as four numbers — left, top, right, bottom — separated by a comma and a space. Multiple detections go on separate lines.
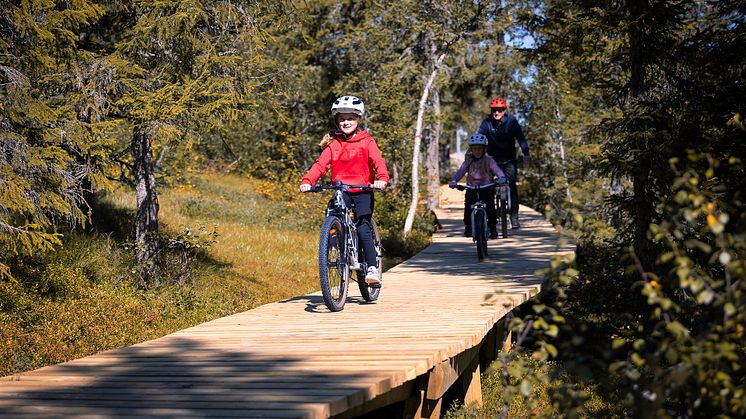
326, 187, 361, 270
495, 183, 511, 238
497, 183, 511, 210
453, 181, 502, 260
313, 181, 377, 272
456, 183, 497, 241
308, 181, 382, 311
470, 202, 489, 243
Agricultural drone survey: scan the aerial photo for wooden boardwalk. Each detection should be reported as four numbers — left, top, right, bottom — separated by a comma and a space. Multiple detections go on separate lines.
0, 187, 573, 418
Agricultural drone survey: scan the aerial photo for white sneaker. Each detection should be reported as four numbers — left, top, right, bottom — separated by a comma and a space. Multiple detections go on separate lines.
365, 266, 381, 285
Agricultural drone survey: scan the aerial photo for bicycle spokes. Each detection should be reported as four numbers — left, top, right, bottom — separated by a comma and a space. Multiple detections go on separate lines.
319, 216, 350, 311
326, 233, 344, 294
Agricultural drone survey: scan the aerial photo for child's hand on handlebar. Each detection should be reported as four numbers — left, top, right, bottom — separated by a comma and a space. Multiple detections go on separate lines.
373, 180, 387, 190
299, 183, 312, 192
497, 176, 507, 184
449, 180, 457, 188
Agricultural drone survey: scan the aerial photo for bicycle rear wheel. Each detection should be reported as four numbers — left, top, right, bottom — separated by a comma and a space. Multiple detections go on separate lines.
474, 210, 487, 261
358, 217, 382, 302
319, 216, 350, 311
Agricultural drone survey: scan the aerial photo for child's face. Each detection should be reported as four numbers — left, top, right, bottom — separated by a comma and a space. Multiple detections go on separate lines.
470, 145, 485, 158
336, 113, 360, 135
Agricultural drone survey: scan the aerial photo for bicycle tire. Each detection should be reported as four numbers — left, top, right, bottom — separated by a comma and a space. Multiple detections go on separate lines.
357, 217, 382, 302
318, 216, 350, 311
475, 210, 487, 261
500, 197, 509, 238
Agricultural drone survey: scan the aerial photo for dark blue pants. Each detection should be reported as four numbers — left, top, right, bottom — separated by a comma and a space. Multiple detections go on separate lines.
343, 192, 376, 268
464, 188, 497, 232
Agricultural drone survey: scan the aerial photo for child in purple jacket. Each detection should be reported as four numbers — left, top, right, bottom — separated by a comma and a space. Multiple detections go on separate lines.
449, 133, 506, 239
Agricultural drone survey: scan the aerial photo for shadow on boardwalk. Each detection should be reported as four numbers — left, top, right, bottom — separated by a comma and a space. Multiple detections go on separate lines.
2, 338, 377, 417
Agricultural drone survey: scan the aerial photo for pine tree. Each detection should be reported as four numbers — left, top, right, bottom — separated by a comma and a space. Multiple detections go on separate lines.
512, 0, 746, 415
0, 0, 106, 279
85, 0, 286, 284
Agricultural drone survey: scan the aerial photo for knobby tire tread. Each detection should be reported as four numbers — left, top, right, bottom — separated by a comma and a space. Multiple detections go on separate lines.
318, 216, 349, 311
358, 217, 381, 302
500, 198, 509, 238
475, 211, 487, 261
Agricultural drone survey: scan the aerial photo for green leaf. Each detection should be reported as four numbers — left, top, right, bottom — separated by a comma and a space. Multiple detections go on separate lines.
697, 288, 715, 305
520, 379, 531, 396
665, 321, 691, 339
716, 371, 731, 383
631, 352, 645, 367
545, 343, 558, 358
546, 324, 559, 338
665, 347, 679, 364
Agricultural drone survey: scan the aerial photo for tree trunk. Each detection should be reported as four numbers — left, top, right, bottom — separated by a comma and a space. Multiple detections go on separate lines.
627, 5, 655, 271
548, 80, 572, 203
426, 88, 442, 211
133, 129, 161, 282
403, 53, 445, 236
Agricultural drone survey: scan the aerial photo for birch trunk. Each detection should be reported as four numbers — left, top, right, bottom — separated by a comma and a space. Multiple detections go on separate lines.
426, 88, 442, 211
403, 54, 445, 236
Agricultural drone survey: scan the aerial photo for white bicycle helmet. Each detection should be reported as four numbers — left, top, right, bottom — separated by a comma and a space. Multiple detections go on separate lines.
331, 95, 365, 118
467, 133, 488, 146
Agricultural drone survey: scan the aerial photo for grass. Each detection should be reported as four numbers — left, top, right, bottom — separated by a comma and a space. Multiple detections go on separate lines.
2, 172, 425, 377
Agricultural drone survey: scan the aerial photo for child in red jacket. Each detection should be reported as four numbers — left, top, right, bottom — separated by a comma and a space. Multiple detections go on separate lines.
300, 96, 389, 285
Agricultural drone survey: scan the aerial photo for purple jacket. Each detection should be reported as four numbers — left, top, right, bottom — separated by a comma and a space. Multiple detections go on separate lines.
451, 155, 505, 186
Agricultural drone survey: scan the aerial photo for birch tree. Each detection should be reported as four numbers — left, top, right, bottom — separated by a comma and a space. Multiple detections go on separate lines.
426, 88, 443, 211
403, 52, 444, 235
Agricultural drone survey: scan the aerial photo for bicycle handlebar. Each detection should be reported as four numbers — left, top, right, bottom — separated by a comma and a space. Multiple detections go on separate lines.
450, 181, 506, 191
306, 181, 381, 193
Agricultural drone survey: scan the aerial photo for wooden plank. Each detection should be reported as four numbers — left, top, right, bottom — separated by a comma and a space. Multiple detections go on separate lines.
461, 354, 482, 406
0, 404, 318, 418
425, 345, 481, 400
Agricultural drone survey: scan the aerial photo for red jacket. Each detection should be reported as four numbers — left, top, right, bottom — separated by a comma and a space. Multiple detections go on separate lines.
302, 130, 390, 188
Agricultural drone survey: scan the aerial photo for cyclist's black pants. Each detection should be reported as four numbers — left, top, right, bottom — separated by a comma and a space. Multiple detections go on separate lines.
345, 192, 377, 268
464, 189, 496, 232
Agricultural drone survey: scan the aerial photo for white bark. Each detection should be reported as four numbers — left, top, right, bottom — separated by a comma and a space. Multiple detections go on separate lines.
404, 53, 445, 236
426, 88, 442, 211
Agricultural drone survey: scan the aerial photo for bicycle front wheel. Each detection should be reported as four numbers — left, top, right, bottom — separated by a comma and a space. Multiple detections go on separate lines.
319, 216, 350, 311
474, 210, 487, 261
358, 217, 382, 302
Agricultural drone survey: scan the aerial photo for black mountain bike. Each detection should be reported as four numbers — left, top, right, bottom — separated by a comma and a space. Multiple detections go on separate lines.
496, 182, 511, 238
452, 182, 500, 261
307, 181, 383, 312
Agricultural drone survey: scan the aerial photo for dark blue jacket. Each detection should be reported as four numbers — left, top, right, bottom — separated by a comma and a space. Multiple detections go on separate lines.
477, 114, 529, 161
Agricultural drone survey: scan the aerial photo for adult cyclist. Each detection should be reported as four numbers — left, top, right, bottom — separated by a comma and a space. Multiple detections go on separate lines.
477, 97, 530, 229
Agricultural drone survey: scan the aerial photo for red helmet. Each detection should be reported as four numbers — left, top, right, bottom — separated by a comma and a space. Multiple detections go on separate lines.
489, 97, 507, 109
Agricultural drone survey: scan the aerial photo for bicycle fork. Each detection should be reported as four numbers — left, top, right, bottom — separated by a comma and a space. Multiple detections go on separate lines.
346, 223, 361, 271
471, 206, 488, 242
